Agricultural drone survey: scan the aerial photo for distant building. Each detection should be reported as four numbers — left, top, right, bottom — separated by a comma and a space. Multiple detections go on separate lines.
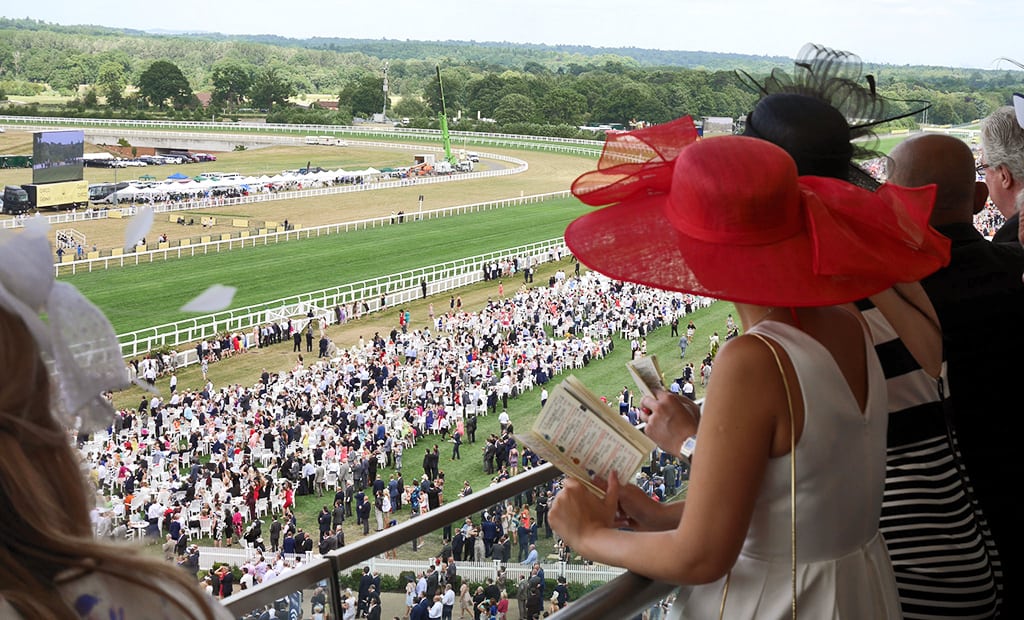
702, 116, 734, 135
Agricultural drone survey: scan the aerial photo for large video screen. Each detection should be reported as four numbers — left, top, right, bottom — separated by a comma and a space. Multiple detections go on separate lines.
32, 130, 84, 184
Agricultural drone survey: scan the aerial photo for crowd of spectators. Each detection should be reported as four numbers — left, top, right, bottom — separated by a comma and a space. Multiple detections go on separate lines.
81, 268, 710, 588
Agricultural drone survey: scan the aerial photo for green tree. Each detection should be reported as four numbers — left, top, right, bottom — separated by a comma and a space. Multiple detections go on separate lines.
81, 87, 98, 108
249, 67, 294, 110
211, 61, 253, 110
339, 75, 389, 118
537, 87, 588, 126
96, 61, 126, 107
50, 53, 95, 94
494, 93, 537, 124
137, 60, 193, 109
462, 74, 507, 118
392, 96, 431, 120
591, 83, 671, 125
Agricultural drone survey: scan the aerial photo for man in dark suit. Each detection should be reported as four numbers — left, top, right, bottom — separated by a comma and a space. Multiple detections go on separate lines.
409, 595, 430, 620
483, 577, 500, 605
891, 133, 1024, 615
358, 495, 371, 535
425, 564, 440, 599
980, 106, 1024, 247
269, 516, 282, 552
318, 531, 336, 555
364, 591, 381, 620
332, 499, 345, 531
357, 566, 374, 618
491, 534, 507, 564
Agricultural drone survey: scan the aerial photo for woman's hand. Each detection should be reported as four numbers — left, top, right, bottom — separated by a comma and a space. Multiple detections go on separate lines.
548, 474, 622, 556
639, 389, 700, 456
612, 481, 680, 532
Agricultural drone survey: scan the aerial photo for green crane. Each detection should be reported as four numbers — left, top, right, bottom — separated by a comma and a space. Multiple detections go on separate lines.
436, 65, 458, 165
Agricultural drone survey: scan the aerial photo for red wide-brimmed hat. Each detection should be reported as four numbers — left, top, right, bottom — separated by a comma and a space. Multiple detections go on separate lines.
566, 122, 950, 307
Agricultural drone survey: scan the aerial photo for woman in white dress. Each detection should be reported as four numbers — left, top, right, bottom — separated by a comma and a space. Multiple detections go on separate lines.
549, 130, 949, 617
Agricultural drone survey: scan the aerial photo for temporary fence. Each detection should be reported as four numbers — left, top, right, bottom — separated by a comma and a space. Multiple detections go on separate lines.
53, 189, 570, 276
117, 237, 569, 361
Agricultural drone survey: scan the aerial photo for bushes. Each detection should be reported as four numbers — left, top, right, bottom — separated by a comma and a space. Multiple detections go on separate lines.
336, 568, 415, 593
265, 104, 351, 126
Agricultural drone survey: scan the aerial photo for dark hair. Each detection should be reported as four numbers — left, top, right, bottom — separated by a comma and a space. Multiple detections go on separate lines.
743, 93, 852, 180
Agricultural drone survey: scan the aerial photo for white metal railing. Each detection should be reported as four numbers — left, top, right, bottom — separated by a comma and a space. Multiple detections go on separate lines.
4, 149, 531, 231
0, 115, 607, 148
53, 190, 570, 276
362, 557, 625, 586
116, 238, 569, 360
223, 464, 561, 617
193, 550, 623, 586
219, 463, 676, 620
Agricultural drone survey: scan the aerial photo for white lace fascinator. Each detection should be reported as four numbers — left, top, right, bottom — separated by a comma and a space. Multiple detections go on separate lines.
0, 218, 129, 433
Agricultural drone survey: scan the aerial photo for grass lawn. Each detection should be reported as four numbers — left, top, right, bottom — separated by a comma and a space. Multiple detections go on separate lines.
67, 197, 588, 333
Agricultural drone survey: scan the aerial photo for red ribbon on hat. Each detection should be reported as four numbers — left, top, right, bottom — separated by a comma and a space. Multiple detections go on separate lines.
572, 116, 700, 206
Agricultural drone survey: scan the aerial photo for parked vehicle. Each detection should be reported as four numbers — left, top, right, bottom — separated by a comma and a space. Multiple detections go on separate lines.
88, 182, 130, 202
20, 181, 89, 210
2, 185, 31, 214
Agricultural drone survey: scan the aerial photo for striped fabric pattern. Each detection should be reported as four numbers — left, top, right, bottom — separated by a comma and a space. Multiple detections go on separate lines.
858, 300, 1001, 619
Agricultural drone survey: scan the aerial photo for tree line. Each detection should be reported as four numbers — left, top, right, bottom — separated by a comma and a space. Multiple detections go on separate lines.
1, 17, 1021, 135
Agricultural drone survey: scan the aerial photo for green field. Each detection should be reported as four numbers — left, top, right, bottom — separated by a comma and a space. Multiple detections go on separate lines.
68, 198, 589, 333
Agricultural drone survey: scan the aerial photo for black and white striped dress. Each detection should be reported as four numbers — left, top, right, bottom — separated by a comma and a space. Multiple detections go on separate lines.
857, 300, 1001, 618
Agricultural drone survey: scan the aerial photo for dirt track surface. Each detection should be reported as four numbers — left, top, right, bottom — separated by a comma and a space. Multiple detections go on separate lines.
1, 130, 594, 253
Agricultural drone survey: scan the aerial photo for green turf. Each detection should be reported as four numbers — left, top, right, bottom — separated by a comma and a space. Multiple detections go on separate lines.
65, 197, 589, 333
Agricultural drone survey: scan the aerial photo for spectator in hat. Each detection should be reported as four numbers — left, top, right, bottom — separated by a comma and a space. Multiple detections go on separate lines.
551, 116, 948, 616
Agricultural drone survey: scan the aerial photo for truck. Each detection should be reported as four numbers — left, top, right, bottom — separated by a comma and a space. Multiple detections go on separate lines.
2, 185, 31, 214
21, 180, 89, 210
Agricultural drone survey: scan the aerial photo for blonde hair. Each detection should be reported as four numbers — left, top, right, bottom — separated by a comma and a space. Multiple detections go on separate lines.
0, 307, 219, 619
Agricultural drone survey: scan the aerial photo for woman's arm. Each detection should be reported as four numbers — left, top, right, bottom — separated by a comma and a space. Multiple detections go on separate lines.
862, 282, 942, 377
549, 336, 784, 585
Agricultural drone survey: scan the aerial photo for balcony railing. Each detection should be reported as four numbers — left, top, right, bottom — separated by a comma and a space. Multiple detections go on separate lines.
221, 462, 677, 619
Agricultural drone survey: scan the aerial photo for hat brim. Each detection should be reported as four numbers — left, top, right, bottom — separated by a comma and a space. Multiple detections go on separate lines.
566, 191, 895, 307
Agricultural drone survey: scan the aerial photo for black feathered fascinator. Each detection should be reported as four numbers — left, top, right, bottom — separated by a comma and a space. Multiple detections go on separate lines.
737, 43, 932, 188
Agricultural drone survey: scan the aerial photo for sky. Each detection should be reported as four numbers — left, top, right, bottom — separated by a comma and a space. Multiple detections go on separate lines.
8, 0, 1024, 71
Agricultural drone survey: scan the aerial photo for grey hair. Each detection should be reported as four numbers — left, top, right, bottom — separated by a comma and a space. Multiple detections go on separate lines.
981, 106, 1024, 184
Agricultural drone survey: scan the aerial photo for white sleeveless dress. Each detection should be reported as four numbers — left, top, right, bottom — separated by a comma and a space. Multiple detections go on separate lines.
669, 321, 901, 619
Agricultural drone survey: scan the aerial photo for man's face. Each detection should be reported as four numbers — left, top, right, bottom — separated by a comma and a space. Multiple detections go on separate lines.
980, 147, 1018, 218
